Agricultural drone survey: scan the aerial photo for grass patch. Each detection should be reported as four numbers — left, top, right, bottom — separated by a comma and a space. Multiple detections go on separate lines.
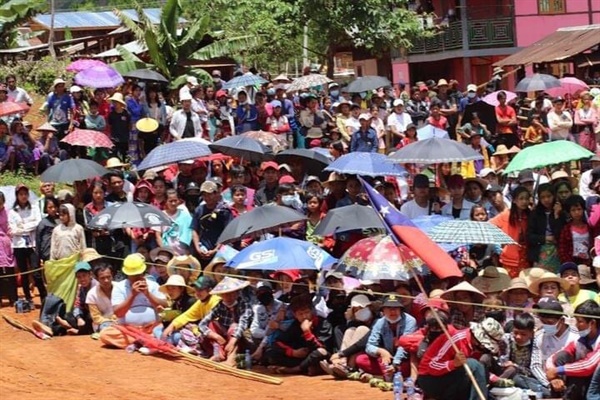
0, 169, 70, 195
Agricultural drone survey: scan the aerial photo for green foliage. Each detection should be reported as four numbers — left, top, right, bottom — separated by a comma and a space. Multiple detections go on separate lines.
0, 57, 73, 94
0, 0, 46, 49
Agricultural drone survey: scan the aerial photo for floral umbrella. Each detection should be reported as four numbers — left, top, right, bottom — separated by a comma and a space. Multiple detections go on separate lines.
334, 234, 425, 281
242, 131, 288, 154
286, 74, 332, 92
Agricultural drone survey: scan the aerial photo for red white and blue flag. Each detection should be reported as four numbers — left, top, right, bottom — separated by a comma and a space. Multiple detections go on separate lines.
359, 177, 462, 279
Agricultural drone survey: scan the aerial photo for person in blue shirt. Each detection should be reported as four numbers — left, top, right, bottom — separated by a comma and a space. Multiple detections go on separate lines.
350, 113, 378, 153
235, 90, 258, 134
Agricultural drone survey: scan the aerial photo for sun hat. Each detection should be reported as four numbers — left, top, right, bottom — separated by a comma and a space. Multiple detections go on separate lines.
167, 255, 201, 278
136, 117, 159, 133
193, 275, 217, 291
149, 246, 176, 263
518, 267, 547, 287
323, 172, 347, 188
437, 79, 449, 87
159, 274, 190, 294
210, 276, 250, 295
517, 169, 535, 184
472, 266, 511, 294
74, 261, 92, 273
122, 253, 147, 276
393, 99, 404, 107
274, 74, 291, 83
350, 294, 372, 308
550, 170, 578, 189
470, 317, 504, 354
492, 145, 511, 156
442, 281, 486, 303
69, 85, 82, 94
527, 271, 569, 295
577, 264, 595, 285
478, 167, 496, 178
358, 113, 372, 121
501, 277, 531, 298
53, 78, 66, 88
36, 122, 58, 133
203, 255, 228, 281
108, 92, 126, 106
382, 294, 403, 308
430, 289, 445, 298
105, 157, 128, 169
493, 67, 504, 75
465, 177, 488, 191
533, 296, 564, 317
80, 248, 102, 263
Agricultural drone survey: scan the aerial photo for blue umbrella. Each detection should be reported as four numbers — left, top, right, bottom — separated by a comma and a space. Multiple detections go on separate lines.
325, 152, 407, 177
412, 215, 461, 252
222, 73, 268, 90
227, 237, 337, 271
416, 125, 449, 140
137, 139, 212, 170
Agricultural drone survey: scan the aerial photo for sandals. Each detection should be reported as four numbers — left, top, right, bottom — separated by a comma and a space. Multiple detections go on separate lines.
319, 360, 334, 376
331, 364, 350, 380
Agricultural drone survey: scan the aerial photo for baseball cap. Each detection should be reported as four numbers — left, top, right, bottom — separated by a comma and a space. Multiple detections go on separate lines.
517, 169, 534, 184
271, 100, 282, 108
208, 176, 223, 187
279, 175, 295, 185
479, 167, 496, 178
533, 296, 564, 317
485, 184, 504, 194
382, 294, 403, 308
467, 84, 478, 92
559, 261, 578, 276
413, 174, 430, 188
192, 276, 217, 290
358, 113, 372, 121
74, 261, 92, 273
405, 123, 417, 131
325, 270, 344, 280
261, 161, 279, 172
393, 99, 404, 107
552, 96, 565, 104
256, 281, 273, 292
200, 181, 218, 193
186, 76, 199, 86
350, 294, 372, 308
180, 93, 193, 102
186, 182, 201, 193
350, 103, 361, 110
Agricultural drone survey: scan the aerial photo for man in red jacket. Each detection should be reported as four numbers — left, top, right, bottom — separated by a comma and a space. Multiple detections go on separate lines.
417, 317, 503, 400
546, 299, 600, 400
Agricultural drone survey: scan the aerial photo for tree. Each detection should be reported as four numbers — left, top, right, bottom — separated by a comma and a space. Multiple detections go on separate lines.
0, 0, 46, 49
115, 0, 257, 85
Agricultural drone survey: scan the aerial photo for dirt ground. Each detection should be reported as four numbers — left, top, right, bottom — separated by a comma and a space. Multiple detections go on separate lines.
0, 300, 391, 400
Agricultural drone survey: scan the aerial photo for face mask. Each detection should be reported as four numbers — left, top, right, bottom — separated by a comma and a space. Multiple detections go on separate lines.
578, 327, 591, 338
427, 330, 442, 342
282, 193, 302, 209
467, 92, 476, 99
330, 90, 339, 97
385, 315, 402, 324
542, 323, 558, 335
257, 292, 273, 306
281, 195, 295, 207
267, 89, 275, 96
355, 308, 372, 322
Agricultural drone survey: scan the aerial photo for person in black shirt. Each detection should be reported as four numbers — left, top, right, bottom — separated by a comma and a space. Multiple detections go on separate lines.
107, 93, 131, 161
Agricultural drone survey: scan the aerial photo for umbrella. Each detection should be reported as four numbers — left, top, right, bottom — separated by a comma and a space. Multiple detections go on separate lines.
504, 141, 594, 174
482, 90, 518, 107
209, 136, 273, 162
227, 237, 336, 271
335, 235, 425, 281
463, 100, 497, 134
0, 186, 38, 209
275, 149, 331, 176
313, 204, 385, 236
0, 102, 29, 117
137, 139, 212, 170
87, 202, 172, 229
416, 125, 449, 140
222, 73, 268, 90
346, 76, 391, 93
242, 131, 288, 154
61, 129, 114, 148
66, 59, 106, 73
217, 205, 306, 244
428, 220, 516, 245
546, 77, 589, 97
388, 137, 484, 164
325, 152, 407, 177
40, 159, 109, 183
515, 73, 561, 92
412, 215, 461, 253
123, 69, 168, 83
74, 65, 124, 88
286, 74, 332, 92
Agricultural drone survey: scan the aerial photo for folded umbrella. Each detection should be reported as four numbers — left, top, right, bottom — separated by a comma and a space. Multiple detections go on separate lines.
515, 73, 561, 92
504, 141, 593, 174
227, 237, 336, 271
275, 149, 331, 176
428, 220, 516, 245
74, 65, 124, 88
87, 202, 172, 229
61, 129, 114, 148
40, 159, 109, 183
217, 205, 306, 244
346, 76, 391, 93
313, 204, 385, 236
209, 135, 273, 162
137, 139, 212, 170
325, 152, 407, 177
388, 137, 484, 164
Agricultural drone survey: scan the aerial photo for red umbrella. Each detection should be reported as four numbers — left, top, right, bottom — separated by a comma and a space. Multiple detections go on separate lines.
0, 101, 29, 117
61, 129, 114, 148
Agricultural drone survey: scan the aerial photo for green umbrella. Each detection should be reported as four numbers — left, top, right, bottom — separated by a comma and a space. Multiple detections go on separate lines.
504, 141, 593, 174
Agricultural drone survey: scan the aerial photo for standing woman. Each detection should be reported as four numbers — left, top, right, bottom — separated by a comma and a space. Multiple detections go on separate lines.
0, 191, 17, 305
490, 186, 531, 278
70, 86, 89, 130
125, 84, 147, 164
83, 180, 113, 261
8, 185, 45, 306
143, 86, 167, 155
156, 189, 193, 256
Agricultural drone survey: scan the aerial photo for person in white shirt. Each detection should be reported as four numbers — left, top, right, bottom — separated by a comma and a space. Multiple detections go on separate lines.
387, 99, 413, 147
400, 174, 438, 218
579, 156, 600, 200
547, 97, 573, 141
178, 76, 198, 100
344, 103, 361, 139
6, 75, 33, 105
441, 174, 477, 219
169, 93, 202, 140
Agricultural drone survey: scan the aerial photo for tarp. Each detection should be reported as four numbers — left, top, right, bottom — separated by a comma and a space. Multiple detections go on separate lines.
44, 253, 79, 312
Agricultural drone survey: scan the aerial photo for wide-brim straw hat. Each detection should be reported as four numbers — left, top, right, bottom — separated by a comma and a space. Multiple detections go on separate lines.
323, 172, 347, 188
210, 276, 250, 295
527, 271, 569, 295
493, 145, 511, 156
472, 266, 511, 294
149, 246, 176, 263
441, 281, 486, 303
80, 248, 102, 263
36, 122, 58, 133
203, 255, 228, 281
136, 117, 159, 133
159, 274, 190, 294
105, 157, 128, 169
167, 255, 201, 278
501, 277, 531, 298
519, 267, 548, 287
108, 92, 126, 106
550, 170, 578, 190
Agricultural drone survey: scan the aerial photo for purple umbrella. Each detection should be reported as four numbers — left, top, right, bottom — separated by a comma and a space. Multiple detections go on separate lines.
66, 59, 106, 73
74, 65, 124, 88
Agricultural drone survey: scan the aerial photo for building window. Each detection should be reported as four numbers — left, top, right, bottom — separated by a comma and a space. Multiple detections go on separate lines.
538, 0, 566, 14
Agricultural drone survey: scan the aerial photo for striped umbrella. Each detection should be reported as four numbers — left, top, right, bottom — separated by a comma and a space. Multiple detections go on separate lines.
222, 73, 268, 90
428, 220, 516, 245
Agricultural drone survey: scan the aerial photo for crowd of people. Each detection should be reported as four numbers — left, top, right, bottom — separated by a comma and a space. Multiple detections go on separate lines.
0, 67, 600, 400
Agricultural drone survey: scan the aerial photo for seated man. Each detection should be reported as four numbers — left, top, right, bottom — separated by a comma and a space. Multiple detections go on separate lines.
265, 293, 332, 375
99, 254, 168, 349
250, 281, 285, 363
69, 261, 97, 335
85, 262, 116, 333
418, 317, 504, 400
546, 300, 600, 400
198, 276, 253, 366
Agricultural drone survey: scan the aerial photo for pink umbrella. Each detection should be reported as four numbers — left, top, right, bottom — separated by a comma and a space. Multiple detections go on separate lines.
66, 59, 106, 73
61, 129, 114, 148
546, 77, 589, 97
482, 90, 517, 107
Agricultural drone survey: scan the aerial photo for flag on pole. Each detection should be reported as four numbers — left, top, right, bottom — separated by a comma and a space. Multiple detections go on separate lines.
359, 177, 462, 279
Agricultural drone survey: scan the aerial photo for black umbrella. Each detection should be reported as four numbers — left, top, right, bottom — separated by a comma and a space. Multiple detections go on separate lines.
217, 205, 306, 245
462, 100, 497, 135
123, 69, 168, 83
87, 202, 172, 229
209, 135, 273, 162
40, 159, 109, 183
313, 204, 385, 236
388, 137, 484, 164
346, 76, 391, 93
275, 149, 331, 176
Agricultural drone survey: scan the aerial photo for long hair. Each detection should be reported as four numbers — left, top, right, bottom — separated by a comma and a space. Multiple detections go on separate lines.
509, 186, 530, 226
534, 183, 555, 212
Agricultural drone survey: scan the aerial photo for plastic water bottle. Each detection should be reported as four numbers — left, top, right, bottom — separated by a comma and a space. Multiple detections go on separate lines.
404, 377, 415, 399
393, 371, 403, 400
244, 349, 252, 370
534, 384, 543, 399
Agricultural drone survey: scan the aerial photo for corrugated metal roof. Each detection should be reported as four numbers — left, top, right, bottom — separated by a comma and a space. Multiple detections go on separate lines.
94, 40, 147, 57
32, 8, 183, 30
495, 25, 600, 67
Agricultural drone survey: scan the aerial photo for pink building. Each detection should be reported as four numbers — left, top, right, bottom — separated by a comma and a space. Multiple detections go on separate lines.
391, 0, 600, 88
